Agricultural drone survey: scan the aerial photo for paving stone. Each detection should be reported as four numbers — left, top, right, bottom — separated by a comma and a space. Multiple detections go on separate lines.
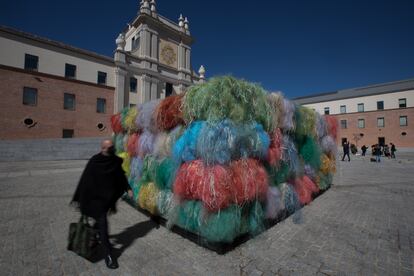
7, 171, 29, 178
0, 154, 414, 274
400, 268, 414, 276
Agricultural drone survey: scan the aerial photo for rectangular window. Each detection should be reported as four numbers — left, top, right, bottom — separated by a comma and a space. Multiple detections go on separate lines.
130, 77, 137, 93
358, 119, 365, 128
377, 101, 384, 110
166, 83, 173, 97
64, 93, 76, 110
377, 117, 384, 127
324, 107, 330, 115
97, 71, 107, 85
65, 63, 76, 79
96, 98, 106, 113
23, 87, 38, 106
340, 105, 346, 114
340, 120, 347, 129
130, 103, 136, 108
357, 103, 364, 112
400, 116, 408, 126
132, 36, 140, 50
24, 54, 38, 71
62, 129, 74, 138
399, 98, 407, 108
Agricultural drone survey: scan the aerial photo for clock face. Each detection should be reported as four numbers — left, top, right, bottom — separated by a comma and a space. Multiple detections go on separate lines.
161, 45, 176, 65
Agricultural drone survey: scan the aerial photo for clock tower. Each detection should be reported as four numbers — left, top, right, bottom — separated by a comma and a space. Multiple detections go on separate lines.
113, 0, 205, 112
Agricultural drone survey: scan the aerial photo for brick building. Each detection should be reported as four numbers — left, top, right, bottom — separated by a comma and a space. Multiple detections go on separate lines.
294, 78, 414, 148
0, 1, 204, 140
0, 26, 115, 140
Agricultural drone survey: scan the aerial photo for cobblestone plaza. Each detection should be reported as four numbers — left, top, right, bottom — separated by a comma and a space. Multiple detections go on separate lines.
0, 153, 413, 275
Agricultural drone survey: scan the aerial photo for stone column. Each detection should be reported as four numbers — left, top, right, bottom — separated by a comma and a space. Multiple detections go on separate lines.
145, 30, 151, 59
178, 43, 185, 71
114, 67, 127, 113
151, 32, 158, 60
174, 83, 183, 95
158, 82, 165, 99
185, 48, 191, 71
139, 26, 151, 58
150, 79, 159, 100
140, 74, 151, 104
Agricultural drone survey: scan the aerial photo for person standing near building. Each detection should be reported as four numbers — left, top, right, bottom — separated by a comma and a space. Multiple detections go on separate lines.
71, 139, 133, 269
384, 144, 390, 158
341, 141, 350, 161
361, 145, 367, 156
390, 143, 397, 158
374, 144, 381, 163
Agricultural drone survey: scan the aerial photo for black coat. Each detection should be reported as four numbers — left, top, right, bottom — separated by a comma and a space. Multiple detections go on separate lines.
71, 153, 130, 218
343, 143, 350, 154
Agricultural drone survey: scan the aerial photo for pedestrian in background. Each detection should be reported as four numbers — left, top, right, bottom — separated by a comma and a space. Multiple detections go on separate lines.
374, 144, 381, 163
341, 141, 350, 162
390, 143, 397, 158
361, 145, 367, 156
384, 144, 390, 158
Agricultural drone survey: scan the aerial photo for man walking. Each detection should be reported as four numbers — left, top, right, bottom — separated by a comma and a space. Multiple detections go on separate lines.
341, 141, 350, 161
71, 139, 132, 269
390, 143, 397, 159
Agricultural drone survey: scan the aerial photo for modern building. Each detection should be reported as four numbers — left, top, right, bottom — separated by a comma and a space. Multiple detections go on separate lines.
0, 0, 204, 140
294, 78, 414, 148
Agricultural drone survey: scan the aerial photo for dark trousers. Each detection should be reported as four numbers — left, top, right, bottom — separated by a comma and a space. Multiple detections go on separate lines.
342, 152, 350, 161
94, 214, 112, 256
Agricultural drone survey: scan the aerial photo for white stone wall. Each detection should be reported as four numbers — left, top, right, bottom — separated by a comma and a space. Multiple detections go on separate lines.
0, 36, 115, 86
303, 90, 414, 114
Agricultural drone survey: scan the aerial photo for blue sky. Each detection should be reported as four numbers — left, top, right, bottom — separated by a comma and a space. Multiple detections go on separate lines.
1, 0, 414, 98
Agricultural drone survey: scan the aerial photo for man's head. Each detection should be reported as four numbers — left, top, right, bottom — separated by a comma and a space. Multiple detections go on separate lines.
101, 139, 115, 156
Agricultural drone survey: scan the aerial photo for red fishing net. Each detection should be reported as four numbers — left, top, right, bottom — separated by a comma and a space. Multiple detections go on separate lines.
110, 113, 123, 134
155, 94, 185, 131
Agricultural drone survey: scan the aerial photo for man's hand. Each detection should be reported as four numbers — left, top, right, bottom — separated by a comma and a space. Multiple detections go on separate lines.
128, 190, 133, 198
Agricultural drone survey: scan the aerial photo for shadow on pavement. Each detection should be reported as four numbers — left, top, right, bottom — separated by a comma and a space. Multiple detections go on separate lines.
81, 219, 158, 263
110, 219, 158, 259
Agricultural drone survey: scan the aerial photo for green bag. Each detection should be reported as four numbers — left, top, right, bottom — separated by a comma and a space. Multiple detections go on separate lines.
67, 215, 99, 261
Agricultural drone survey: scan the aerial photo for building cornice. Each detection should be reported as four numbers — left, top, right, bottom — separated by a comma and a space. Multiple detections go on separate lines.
326, 106, 414, 117
120, 53, 196, 78
0, 64, 115, 90
0, 25, 114, 66
298, 89, 414, 105
115, 61, 194, 86
294, 78, 414, 105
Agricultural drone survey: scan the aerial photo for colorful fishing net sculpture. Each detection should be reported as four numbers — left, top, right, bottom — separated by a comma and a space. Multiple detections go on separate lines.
110, 76, 337, 246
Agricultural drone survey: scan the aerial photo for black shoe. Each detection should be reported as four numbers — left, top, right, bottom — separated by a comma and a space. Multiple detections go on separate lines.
105, 255, 119, 269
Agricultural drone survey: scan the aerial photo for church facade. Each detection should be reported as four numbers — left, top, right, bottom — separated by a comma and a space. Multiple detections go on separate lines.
113, 0, 204, 112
